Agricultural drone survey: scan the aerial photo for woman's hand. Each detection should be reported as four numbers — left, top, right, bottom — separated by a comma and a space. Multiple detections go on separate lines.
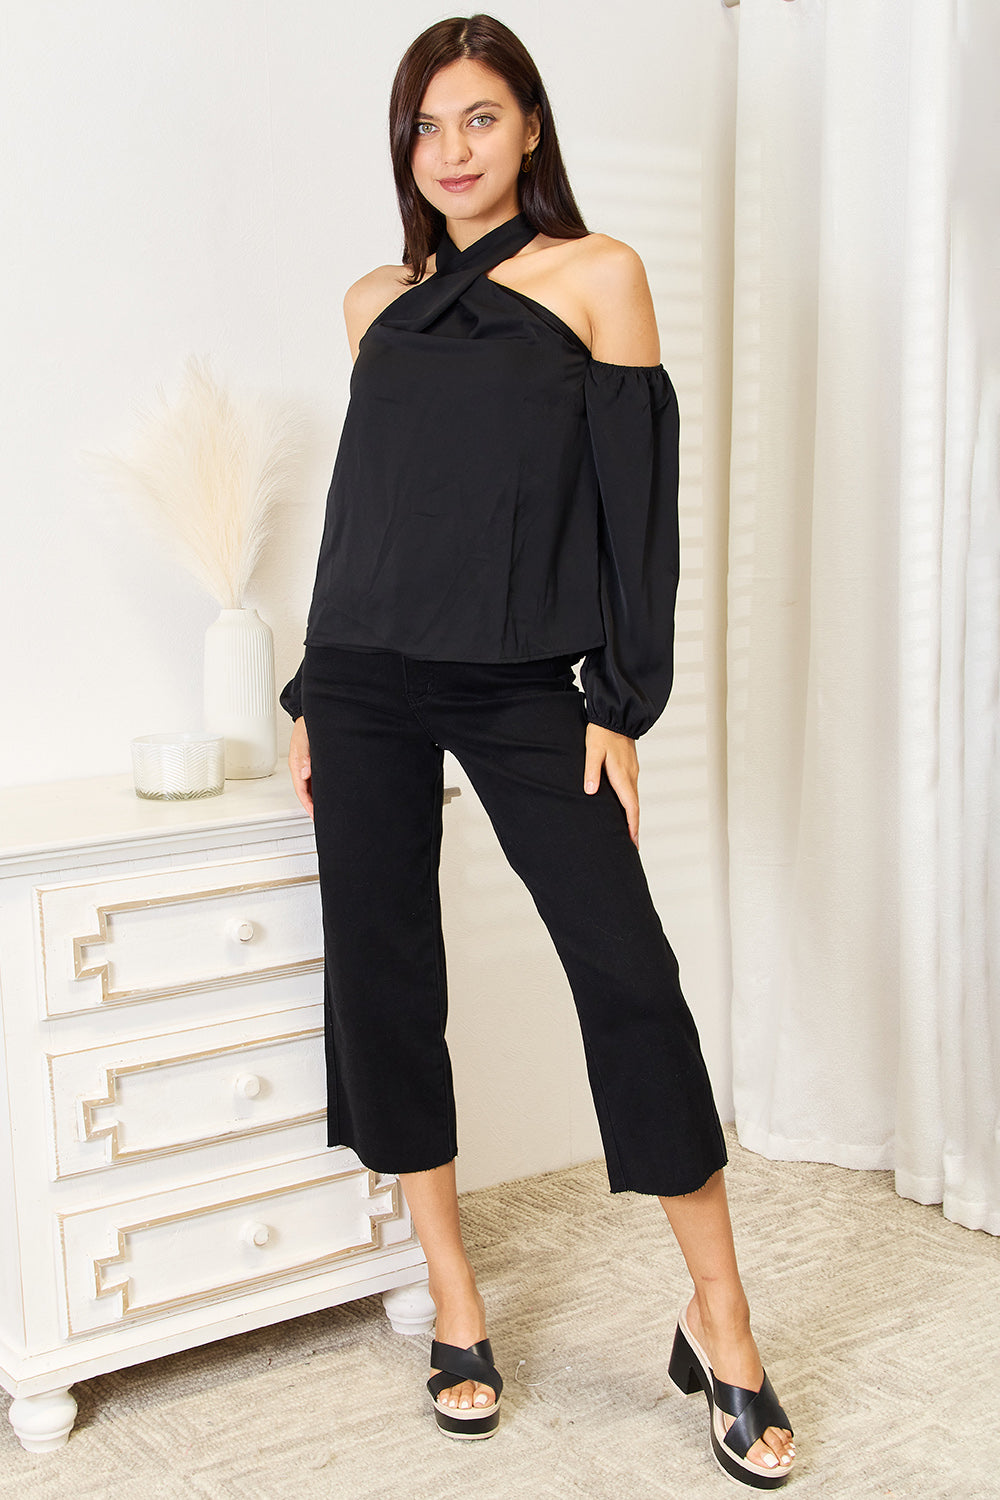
584, 723, 640, 847
288, 717, 313, 817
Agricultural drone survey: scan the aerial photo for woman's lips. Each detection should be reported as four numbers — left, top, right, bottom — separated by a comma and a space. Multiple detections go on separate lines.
439, 175, 482, 192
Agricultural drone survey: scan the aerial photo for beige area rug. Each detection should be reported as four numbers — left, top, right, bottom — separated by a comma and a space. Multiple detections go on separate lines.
2, 1126, 998, 1499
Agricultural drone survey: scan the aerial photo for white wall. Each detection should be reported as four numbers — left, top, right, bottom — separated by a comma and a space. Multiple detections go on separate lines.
1, 1, 738, 1190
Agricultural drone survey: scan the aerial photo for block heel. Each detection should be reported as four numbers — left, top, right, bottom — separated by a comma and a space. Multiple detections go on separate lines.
669, 1306, 795, 1490
668, 1322, 709, 1397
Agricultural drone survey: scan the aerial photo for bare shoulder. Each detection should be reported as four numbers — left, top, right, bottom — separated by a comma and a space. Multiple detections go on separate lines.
573, 231, 649, 280
343, 261, 434, 360
510, 231, 659, 364
571, 234, 660, 366
528, 230, 644, 289
343, 262, 418, 316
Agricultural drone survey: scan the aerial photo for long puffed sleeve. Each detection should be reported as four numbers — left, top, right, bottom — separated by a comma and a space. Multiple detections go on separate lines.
579, 360, 680, 739
279, 660, 304, 722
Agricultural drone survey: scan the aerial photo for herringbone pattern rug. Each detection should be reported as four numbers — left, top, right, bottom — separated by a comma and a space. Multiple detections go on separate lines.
2, 1126, 997, 1498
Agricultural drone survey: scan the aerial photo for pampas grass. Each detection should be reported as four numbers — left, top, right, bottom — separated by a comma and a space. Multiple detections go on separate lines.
83, 354, 307, 609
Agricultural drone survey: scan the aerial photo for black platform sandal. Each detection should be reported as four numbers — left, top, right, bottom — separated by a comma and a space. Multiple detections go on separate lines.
668, 1305, 795, 1489
427, 1337, 503, 1440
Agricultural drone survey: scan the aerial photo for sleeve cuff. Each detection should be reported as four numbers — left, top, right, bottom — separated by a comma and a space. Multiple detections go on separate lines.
585, 711, 644, 740
279, 663, 304, 723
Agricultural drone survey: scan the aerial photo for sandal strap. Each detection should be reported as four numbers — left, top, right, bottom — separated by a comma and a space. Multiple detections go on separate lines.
427, 1338, 503, 1399
713, 1370, 792, 1459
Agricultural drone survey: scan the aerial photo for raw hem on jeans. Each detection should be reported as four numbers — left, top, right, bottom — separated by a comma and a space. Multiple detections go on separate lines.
328, 1134, 458, 1177
606, 1147, 729, 1198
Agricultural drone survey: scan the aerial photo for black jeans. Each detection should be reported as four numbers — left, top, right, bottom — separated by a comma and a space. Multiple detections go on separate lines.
302, 644, 727, 1196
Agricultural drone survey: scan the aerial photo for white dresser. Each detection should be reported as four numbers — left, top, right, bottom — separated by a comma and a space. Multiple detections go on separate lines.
0, 772, 445, 1452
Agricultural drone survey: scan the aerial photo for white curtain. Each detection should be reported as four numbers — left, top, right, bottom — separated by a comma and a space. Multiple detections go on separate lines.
726, 0, 1000, 1233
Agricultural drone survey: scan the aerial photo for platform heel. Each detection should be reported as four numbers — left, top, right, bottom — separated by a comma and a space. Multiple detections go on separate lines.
668, 1306, 795, 1490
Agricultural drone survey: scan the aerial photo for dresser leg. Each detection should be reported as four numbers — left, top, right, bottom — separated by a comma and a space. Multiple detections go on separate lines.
8, 1387, 78, 1451
381, 1278, 436, 1336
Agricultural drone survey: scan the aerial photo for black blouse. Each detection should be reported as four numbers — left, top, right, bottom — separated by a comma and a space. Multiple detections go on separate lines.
281, 210, 680, 739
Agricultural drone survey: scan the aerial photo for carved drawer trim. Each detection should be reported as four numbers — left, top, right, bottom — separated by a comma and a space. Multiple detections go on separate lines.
45, 1007, 327, 1177
35, 852, 323, 1017
57, 1155, 413, 1337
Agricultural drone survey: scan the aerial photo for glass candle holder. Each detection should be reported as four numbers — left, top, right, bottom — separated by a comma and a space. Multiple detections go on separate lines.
131, 733, 225, 800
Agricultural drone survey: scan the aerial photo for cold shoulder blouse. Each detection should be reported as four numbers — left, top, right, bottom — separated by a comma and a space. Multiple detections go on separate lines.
281, 210, 680, 739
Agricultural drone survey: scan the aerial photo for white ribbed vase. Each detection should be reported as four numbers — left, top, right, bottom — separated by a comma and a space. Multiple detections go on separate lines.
203, 608, 277, 779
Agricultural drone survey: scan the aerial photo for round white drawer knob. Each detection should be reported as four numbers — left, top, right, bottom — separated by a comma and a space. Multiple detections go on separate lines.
241, 1221, 271, 1248
229, 919, 255, 943
235, 1073, 262, 1099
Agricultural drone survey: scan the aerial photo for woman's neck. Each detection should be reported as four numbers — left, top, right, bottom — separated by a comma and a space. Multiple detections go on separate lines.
444, 203, 523, 254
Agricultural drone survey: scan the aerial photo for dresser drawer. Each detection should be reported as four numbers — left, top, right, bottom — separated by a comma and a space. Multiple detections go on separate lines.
45, 1005, 326, 1179
36, 852, 322, 1018
56, 1152, 413, 1337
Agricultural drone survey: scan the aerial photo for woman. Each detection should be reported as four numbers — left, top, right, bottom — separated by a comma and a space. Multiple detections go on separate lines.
281, 13, 795, 1487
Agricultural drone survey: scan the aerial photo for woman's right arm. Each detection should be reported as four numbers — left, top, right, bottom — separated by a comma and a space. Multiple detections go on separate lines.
288, 715, 312, 817
285, 267, 407, 816
344, 264, 413, 359
280, 663, 311, 815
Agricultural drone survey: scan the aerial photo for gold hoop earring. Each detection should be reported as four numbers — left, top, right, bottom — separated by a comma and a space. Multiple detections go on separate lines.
521, 148, 534, 174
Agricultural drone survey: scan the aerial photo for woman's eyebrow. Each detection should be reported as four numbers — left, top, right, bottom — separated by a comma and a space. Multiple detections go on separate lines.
414, 99, 505, 121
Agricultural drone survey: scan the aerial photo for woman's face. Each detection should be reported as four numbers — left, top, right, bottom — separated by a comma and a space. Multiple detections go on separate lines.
410, 58, 540, 228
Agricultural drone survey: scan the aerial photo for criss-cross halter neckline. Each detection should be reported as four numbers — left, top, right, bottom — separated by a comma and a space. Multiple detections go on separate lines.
433, 210, 538, 277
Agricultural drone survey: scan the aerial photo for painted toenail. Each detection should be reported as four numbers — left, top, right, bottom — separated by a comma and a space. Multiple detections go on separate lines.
475, 1394, 489, 1405
762, 1454, 778, 1468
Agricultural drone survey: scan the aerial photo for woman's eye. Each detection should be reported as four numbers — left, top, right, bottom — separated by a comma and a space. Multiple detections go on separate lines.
413, 114, 493, 136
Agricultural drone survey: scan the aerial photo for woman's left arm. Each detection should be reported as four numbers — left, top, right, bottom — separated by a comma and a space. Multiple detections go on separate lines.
578, 239, 675, 850
584, 723, 641, 847
584, 236, 661, 368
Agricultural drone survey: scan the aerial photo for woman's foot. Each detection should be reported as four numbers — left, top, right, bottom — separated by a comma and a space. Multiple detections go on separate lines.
685, 1294, 795, 1476
428, 1277, 497, 1411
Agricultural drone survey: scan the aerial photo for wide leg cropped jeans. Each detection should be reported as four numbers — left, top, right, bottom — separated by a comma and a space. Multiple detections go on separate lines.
302, 644, 727, 1197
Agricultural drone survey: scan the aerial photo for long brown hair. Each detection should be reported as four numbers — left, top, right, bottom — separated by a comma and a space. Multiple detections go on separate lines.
389, 14, 589, 285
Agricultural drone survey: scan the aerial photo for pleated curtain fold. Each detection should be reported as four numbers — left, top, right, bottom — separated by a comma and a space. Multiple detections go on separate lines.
725, 0, 999, 1233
